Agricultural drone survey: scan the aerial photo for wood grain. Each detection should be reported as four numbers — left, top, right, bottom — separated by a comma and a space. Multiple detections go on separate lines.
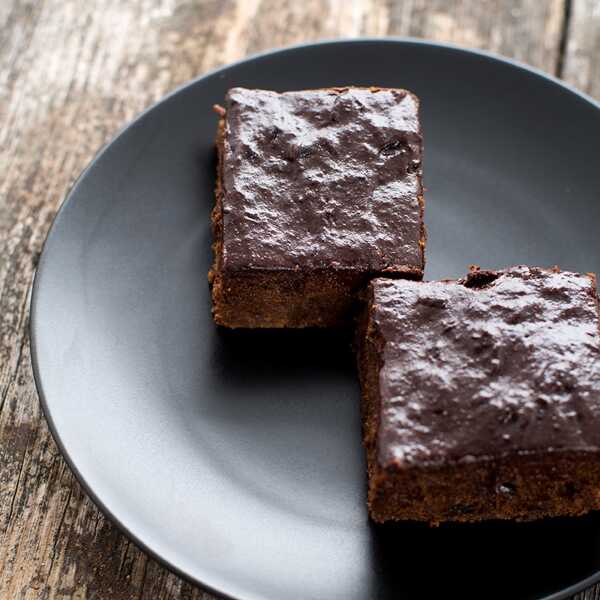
563, 0, 600, 99
0, 1, 597, 599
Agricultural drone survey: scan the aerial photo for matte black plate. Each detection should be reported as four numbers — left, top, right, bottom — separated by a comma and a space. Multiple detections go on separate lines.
31, 40, 600, 600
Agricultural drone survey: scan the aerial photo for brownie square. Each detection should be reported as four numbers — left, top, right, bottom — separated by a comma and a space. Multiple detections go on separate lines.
209, 87, 425, 328
357, 266, 600, 524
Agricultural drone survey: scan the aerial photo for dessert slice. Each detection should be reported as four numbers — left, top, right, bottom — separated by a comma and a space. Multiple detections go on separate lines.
358, 266, 600, 524
209, 86, 425, 328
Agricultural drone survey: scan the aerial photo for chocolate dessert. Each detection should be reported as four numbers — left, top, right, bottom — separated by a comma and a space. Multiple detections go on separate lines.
210, 87, 425, 328
358, 266, 600, 524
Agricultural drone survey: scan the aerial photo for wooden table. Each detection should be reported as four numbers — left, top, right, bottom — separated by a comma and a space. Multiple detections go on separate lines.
1, 1, 599, 598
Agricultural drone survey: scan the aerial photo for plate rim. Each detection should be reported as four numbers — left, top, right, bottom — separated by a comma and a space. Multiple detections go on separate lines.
29, 37, 600, 600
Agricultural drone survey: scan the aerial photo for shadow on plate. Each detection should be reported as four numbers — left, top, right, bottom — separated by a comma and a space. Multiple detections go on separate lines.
367, 504, 600, 599
209, 326, 355, 382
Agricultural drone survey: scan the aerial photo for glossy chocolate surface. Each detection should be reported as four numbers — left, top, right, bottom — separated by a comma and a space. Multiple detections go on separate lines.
221, 87, 423, 272
370, 267, 600, 468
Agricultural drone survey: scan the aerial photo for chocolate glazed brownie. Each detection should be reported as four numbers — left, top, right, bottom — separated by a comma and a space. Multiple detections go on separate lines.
209, 87, 425, 328
358, 266, 600, 525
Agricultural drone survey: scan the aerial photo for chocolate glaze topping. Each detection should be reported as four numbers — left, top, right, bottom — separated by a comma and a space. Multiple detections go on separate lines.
221, 87, 423, 272
370, 267, 600, 468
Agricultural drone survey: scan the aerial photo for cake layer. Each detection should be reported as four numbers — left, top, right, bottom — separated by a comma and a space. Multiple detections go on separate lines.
358, 267, 600, 524
210, 86, 425, 328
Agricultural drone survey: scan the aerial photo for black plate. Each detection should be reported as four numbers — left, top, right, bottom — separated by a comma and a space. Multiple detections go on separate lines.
31, 39, 600, 600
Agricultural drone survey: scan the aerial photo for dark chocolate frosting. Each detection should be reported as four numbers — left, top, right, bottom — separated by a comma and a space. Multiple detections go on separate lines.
370, 267, 600, 467
221, 87, 423, 272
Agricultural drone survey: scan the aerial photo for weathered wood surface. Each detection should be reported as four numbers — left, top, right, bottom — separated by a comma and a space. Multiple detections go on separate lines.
0, 1, 597, 598
563, 0, 600, 99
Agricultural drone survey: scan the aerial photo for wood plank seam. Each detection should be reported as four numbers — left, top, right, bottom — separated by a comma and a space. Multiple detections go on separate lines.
556, 0, 573, 76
